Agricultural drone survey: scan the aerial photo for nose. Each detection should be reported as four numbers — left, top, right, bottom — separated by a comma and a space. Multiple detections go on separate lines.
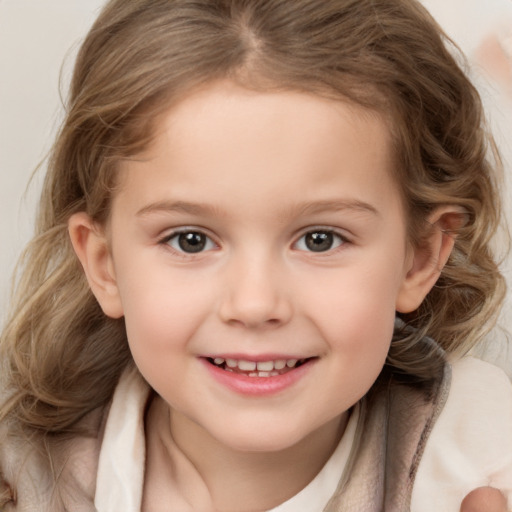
218, 252, 293, 329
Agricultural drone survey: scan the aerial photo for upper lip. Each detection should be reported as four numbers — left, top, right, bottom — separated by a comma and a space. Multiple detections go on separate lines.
201, 353, 313, 362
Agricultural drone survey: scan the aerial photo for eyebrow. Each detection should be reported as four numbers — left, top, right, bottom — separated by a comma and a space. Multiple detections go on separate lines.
136, 198, 379, 219
293, 199, 379, 218
136, 200, 223, 218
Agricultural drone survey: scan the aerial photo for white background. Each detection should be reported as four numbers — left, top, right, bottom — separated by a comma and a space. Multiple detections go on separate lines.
1, 1, 511, 372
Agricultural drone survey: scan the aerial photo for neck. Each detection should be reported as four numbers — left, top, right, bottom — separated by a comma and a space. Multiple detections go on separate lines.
144, 395, 348, 512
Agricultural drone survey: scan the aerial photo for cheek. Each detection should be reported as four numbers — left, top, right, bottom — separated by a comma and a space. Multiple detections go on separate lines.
119, 283, 213, 404
116, 266, 214, 362
301, 263, 401, 383
304, 261, 402, 335
322, 293, 395, 406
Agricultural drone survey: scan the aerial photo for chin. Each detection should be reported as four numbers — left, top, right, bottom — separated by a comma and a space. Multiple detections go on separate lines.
211, 421, 314, 454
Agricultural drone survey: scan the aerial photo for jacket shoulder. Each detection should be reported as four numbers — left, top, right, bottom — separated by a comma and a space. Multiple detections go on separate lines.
0, 405, 108, 512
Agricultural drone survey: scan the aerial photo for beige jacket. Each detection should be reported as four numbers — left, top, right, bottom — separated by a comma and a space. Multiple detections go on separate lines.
0, 363, 450, 512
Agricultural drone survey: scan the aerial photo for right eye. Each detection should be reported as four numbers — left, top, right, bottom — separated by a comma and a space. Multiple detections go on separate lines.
163, 230, 216, 254
294, 230, 346, 253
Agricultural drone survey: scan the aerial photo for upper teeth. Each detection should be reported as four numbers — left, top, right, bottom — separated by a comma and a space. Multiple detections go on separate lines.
213, 358, 300, 371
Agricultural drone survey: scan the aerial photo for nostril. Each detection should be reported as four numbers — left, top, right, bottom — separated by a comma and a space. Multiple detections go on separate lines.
218, 283, 293, 328
222, 315, 284, 329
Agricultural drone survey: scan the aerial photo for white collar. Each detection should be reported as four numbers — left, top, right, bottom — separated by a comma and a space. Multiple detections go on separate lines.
95, 367, 359, 512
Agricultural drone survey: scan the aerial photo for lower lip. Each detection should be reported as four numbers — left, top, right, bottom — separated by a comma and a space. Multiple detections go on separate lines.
201, 359, 314, 396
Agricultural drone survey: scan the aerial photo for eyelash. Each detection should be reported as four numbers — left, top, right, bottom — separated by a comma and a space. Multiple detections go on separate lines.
158, 227, 350, 256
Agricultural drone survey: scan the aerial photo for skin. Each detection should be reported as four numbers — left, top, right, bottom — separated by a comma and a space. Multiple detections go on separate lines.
460, 487, 508, 512
70, 81, 459, 511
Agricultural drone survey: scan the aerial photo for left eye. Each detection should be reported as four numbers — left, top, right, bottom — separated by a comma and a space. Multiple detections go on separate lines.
294, 230, 345, 253
165, 231, 216, 254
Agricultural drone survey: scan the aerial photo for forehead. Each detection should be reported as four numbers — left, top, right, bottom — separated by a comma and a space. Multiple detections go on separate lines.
114, 81, 402, 219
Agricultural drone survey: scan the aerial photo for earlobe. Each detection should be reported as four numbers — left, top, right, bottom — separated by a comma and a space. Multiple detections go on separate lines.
68, 212, 124, 319
395, 206, 465, 313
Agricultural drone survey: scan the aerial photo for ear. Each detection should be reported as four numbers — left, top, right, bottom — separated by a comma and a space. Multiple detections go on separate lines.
395, 206, 466, 313
68, 212, 124, 319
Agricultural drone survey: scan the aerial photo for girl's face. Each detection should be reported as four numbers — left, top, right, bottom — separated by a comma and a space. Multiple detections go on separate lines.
94, 81, 422, 452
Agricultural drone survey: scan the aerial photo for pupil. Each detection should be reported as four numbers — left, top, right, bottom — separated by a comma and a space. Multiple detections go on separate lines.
178, 232, 206, 253
305, 231, 333, 252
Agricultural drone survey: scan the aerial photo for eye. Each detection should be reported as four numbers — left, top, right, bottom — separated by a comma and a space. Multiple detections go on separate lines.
164, 230, 216, 254
294, 230, 346, 253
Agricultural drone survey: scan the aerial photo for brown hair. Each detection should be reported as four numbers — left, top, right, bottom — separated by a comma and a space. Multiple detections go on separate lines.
0, 0, 506, 499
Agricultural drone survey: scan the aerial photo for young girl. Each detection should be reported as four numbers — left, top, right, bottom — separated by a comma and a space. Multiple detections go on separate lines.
1, 0, 511, 511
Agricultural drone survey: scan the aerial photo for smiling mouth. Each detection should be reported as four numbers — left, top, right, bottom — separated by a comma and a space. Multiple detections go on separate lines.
206, 357, 312, 377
